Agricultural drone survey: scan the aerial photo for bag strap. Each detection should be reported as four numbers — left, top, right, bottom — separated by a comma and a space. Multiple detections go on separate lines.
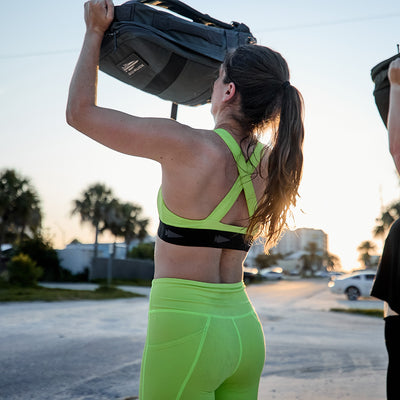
139, 0, 236, 30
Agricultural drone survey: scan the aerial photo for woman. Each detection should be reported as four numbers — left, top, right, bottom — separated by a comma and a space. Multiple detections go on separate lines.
371, 57, 400, 400
67, 1, 304, 399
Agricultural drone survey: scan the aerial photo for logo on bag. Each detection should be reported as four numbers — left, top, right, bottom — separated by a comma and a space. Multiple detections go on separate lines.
122, 59, 145, 76
118, 54, 147, 77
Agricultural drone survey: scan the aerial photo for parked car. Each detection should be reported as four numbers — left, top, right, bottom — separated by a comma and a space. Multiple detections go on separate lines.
328, 271, 343, 279
259, 268, 283, 280
243, 267, 260, 285
314, 270, 330, 278
328, 271, 376, 300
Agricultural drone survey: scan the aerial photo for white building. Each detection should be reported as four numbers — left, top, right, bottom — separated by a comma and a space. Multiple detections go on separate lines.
57, 239, 151, 274
57, 243, 95, 274
272, 228, 328, 255
246, 228, 328, 272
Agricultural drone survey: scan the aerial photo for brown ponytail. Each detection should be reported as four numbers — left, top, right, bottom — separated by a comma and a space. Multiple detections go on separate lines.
223, 45, 305, 251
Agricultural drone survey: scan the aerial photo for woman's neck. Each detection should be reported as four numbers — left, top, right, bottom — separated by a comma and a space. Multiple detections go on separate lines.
214, 120, 248, 141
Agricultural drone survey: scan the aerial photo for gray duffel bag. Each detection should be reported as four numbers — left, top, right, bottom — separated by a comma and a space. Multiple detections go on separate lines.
99, 0, 256, 108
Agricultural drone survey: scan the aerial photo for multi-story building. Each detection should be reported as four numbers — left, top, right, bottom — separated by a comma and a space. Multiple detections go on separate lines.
273, 228, 328, 256
246, 228, 328, 273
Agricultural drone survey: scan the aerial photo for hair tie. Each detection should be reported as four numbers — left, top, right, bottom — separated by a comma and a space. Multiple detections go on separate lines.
282, 81, 290, 89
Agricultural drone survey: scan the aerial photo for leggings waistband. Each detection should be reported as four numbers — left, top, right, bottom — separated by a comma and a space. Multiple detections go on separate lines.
149, 278, 255, 318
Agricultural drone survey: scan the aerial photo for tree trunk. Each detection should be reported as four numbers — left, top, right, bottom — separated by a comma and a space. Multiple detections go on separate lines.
0, 229, 4, 268
94, 225, 99, 259
90, 225, 100, 282
125, 238, 131, 258
107, 241, 116, 287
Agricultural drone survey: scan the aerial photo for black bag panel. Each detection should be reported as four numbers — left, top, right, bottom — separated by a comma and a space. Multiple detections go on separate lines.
101, 34, 186, 91
100, 30, 220, 105
99, 0, 256, 106
371, 53, 400, 127
159, 61, 218, 105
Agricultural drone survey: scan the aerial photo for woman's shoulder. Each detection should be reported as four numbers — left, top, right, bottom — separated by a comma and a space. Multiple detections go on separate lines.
156, 125, 226, 173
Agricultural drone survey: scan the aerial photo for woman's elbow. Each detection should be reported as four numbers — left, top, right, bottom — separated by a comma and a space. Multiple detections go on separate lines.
66, 102, 89, 131
66, 100, 79, 128
392, 154, 400, 175
389, 131, 400, 157
66, 106, 76, 128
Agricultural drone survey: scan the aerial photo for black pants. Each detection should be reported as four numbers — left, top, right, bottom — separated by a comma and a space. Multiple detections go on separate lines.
385, 316, 400, 400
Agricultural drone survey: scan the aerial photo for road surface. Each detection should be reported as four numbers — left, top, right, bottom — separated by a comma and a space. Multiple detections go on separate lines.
0, 279, 386, 399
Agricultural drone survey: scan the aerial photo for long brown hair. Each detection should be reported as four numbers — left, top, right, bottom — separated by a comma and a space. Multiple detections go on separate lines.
223, 45, 304, 251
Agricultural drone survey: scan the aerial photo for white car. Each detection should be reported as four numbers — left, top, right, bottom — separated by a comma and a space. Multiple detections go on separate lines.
259, 267, 283, 280
328, 271, 375, 301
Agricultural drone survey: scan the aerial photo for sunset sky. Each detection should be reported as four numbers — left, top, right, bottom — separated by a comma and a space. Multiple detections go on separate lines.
1, 0, 399, 269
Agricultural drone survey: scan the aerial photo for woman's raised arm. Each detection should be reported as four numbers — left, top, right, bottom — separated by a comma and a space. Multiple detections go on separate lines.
66, 0, 200, 163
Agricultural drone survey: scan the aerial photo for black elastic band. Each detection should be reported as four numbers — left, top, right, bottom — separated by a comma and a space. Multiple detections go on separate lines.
144, 53, 187, 95
158, 221, 251, 251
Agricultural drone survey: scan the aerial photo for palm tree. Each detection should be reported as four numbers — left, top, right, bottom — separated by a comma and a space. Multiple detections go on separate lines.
254, 252, 283, 272
102, 200, 150, 284
118, 202, 149, 257
374, 200, 400, 238
0, 169, 42, 262
357, 240, 377, 269
323, 252, 341, 272
71, 183, 114, 261
300, 241, 322, 277
103, 199, 124, 286
13, 189, 42, 243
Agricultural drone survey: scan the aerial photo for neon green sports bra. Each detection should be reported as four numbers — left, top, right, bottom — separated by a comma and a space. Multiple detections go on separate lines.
157, 128, 264, 251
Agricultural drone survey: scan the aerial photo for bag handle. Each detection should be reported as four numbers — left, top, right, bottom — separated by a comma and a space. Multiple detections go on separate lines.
138, 0, 234, 29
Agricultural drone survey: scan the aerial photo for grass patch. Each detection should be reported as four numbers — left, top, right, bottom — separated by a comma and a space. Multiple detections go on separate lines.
0, 285, 145, 302
330, 308, 383, 318
92, 278, 152, 287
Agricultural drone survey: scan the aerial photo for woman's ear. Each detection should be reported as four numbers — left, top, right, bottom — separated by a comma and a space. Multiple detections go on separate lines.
223, 82, 236, 102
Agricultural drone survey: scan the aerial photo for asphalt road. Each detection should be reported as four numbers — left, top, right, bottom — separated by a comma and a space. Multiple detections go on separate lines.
0, 279, 387, 400
250, 280, 386, 399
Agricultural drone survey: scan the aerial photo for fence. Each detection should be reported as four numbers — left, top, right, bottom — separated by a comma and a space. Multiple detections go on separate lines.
91, 257, 154, 281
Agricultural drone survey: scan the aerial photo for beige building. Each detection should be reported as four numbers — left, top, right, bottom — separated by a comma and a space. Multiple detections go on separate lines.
273, 228, 328, 255
246, 228, 328, 273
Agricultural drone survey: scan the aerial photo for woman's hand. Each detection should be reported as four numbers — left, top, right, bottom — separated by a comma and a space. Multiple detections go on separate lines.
84, 0, 114, 35
67, 0, 199, 166
389, 58, 400, 87
388, 57, 400, 174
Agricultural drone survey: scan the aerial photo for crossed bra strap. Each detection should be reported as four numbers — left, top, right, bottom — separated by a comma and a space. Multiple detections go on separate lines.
157, 128, 264, 251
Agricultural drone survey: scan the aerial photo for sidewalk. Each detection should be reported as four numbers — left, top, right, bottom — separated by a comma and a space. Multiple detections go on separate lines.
40, 282, 152, 296
257, 370, 385, 400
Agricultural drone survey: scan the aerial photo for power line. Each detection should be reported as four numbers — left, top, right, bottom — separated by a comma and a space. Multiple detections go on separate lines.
0, 13, 399, 60
0, 48, 78, 60
255, 12, 400, 33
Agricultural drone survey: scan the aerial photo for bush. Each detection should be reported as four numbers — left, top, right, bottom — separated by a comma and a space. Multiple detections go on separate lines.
17, 236, 66, 281
0, 270, 10, 288
128, 242, 155, 260
8, 253, 43, 287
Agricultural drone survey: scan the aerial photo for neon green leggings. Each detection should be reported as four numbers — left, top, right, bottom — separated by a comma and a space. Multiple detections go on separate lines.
139, 278, 266, 400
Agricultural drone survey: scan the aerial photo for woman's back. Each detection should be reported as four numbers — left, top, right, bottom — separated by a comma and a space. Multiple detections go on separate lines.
154, 127, 267, 283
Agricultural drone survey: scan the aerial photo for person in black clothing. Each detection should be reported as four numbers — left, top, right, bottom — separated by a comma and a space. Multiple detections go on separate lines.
371, 218, 400, 400
371, 57, 400, 400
